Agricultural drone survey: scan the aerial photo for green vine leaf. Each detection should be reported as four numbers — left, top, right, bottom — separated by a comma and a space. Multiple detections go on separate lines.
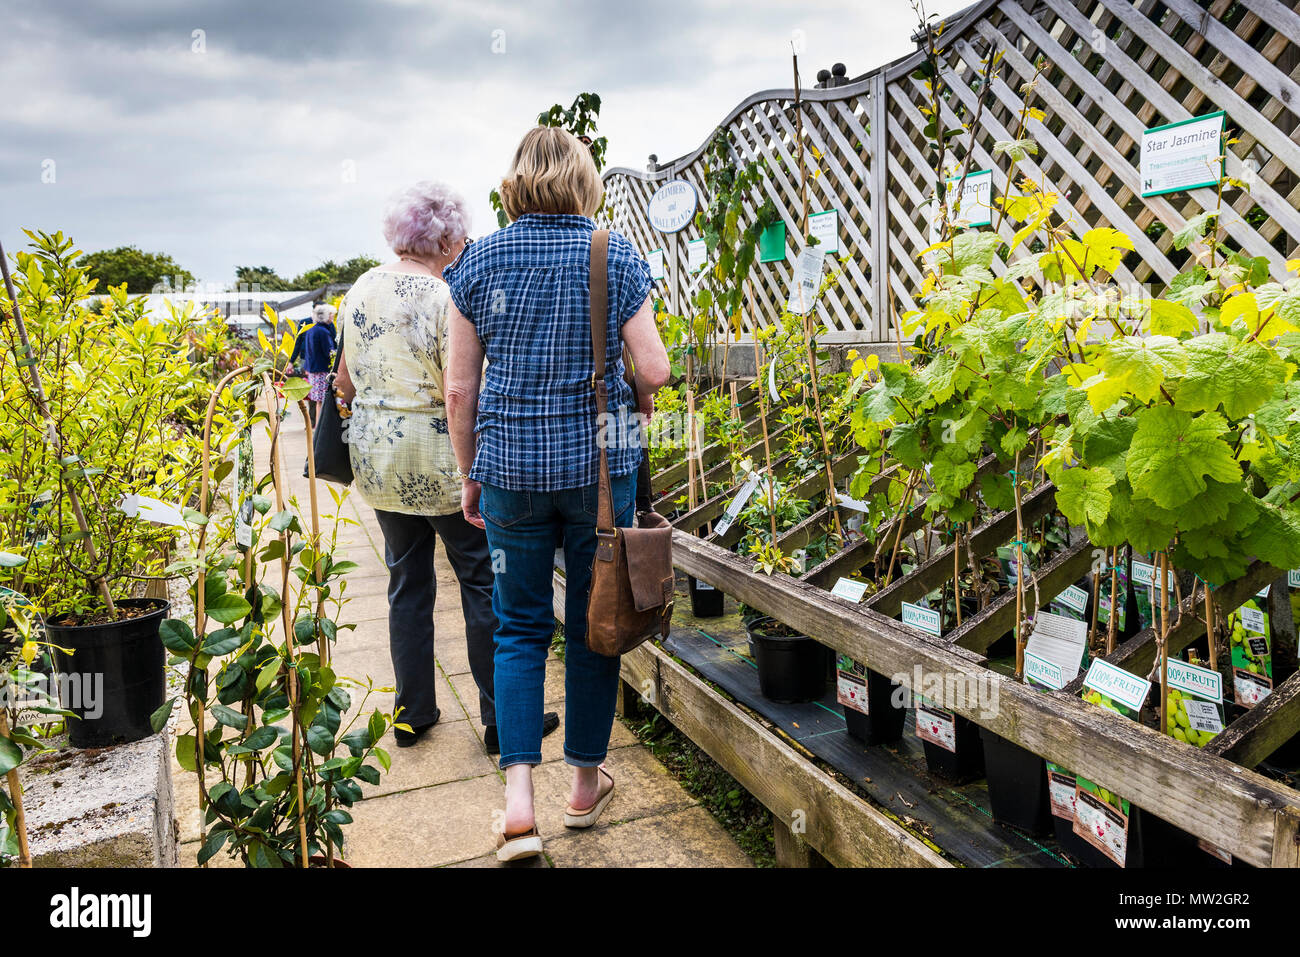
1125, 407, 1241, 510
1054, 466, 1115, 527
1175, 333, 1282, 420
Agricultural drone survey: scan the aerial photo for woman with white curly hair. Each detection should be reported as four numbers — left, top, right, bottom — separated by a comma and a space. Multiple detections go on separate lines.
334, 181, 560, 753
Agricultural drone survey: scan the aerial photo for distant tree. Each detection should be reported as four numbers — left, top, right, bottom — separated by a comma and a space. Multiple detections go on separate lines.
77, 246, 195, 293
292, 255, 380, 289
234, 265, 292, 292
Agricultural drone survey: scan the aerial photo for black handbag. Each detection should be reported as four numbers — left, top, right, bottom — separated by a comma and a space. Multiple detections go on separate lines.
308, 329, 354, 485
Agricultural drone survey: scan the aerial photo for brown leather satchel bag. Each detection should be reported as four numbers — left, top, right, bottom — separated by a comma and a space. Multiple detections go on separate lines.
584, 229, 674, 657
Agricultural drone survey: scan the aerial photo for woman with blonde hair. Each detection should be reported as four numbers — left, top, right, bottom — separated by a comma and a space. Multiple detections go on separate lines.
446, 127, 670, 862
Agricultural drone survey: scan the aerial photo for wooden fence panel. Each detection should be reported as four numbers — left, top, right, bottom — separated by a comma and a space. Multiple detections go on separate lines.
598, 0, 1300, 342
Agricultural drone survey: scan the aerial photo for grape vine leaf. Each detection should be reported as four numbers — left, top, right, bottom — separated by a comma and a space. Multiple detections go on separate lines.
1093, 335, 1186, 407
1175, 333, 1282, 420
1054, 466, 1114, 527
1125, 407, 1241, 510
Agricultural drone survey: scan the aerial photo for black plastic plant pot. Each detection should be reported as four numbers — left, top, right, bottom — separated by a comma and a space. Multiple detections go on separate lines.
920, 711, 985, 783
46, 597, 168, 749
687, 575, 725, 618
843, 670, 907, 744
979, 726, 1051, 836
747, 616, 829, 703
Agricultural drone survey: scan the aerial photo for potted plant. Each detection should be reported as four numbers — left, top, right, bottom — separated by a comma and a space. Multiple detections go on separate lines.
1, 233, 205, 747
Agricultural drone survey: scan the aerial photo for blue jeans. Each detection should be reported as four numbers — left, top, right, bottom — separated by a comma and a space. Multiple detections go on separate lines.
480, 474, 635, 769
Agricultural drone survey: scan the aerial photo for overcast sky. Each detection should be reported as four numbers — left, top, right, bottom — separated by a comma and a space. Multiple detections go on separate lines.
0, 0, 970, 287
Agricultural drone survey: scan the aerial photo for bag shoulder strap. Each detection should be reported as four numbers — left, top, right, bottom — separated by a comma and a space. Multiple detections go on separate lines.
589, 230, 616, 534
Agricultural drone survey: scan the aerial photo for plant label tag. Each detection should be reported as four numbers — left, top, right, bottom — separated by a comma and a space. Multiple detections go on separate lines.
1140, 110, 1225, 197
1025, 611, 1087, 683
835, 494, 872, 513
118, 493, 187, 528
1166, 658, 1223, 704
1024, 651, 1065, 691
646, 248, 665, 281
1247, 636, 1269, 658
686, 237, 707, 274
1183, 699, 1224, 735
712, 473, 762, 537
791, 549, 807, 574
1131, 559, 1156, 585
808, 209, 840, 254
832, 578, 868, 603
836, 656, 868, 715
915, 701, 957, 752
944, 169, 993, 227
694, 579, 714, 592
1082, 660, 1151, 713
1289, 569, 1300, 589
235, 429, 254, 550
901, 601, 942, 637
785, 245, 825, 315
1074, 786, 1129, 867
1055, 584, 1089, 617
1240, 605, 1266, 636
1047, 767, 1078, 820
1233, 667, 1272, 707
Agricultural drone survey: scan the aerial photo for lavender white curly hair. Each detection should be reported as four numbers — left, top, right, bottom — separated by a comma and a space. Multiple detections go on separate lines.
381, 180, 471, 257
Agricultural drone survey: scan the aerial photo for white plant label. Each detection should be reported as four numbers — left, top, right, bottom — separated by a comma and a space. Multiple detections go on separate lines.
1024, 651, 1065, 691
901, 601, 942, 637
118, 493, 187, 528
1140, 111, 1225, 197
712, 473, 762, 537
1166, 658, 1222, 704
808, 209, 839, 254
785, 245, 825, 315
1024, 611, 1088, 683
832, 578, 869, 603
646, 248, 666, 281
915, 702, 957, 752
836, 494, 873, 513
945, 169, 993, 227
1183, 699, 1224, 735
1131, 559, 1156, 585
1240, 605, 1266, 636
1055, 584, 1089, 617
694, 579, 715, 592
791, 549, 807, 574
767, 358, 780, 403
1289, 569, 1300, 589
686, 237, 707, 274
1083, 659, 1152, 713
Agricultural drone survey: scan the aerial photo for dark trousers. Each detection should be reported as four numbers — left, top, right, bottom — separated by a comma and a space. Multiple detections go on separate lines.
373, 508, 497, 729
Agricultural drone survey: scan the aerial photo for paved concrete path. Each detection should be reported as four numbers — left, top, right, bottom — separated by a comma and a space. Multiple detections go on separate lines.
174, 411, 750, 868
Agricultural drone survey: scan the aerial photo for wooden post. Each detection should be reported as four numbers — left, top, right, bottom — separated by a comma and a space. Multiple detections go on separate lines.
773, 813, 831, 868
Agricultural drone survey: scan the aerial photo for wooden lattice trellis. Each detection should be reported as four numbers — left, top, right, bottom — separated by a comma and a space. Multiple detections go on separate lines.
600, 0, 1300, 343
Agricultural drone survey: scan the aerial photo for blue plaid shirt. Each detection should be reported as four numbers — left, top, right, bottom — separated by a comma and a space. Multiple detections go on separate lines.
445, 214, 652, 491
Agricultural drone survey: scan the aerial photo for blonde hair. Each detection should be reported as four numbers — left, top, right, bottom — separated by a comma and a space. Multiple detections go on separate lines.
499, 126, 604, 220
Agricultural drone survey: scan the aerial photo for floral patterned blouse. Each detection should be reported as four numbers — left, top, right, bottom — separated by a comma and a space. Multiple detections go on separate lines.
340, 268, 461, 516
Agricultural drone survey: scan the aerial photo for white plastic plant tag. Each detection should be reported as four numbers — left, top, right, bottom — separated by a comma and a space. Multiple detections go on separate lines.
901, 601, 942, 637
712, 473, 762, 537
118, 493, 187, 527
832, 578, 868, 602
785, 245, 825, 315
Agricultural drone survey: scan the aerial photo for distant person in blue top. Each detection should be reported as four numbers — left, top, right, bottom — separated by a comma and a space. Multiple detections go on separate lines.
289, 303, 338, 425
445, 126, 670, 863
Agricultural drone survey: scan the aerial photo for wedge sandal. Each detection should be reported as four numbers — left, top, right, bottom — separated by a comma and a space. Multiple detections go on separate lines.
495, 825, 543, 863
564, 766, 615, 829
